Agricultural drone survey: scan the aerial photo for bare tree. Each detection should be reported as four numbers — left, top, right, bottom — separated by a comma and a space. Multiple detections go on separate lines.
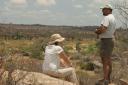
114, 0, 128, 28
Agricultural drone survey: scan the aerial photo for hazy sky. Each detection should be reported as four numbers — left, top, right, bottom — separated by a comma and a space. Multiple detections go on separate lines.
0, 0, 118, 26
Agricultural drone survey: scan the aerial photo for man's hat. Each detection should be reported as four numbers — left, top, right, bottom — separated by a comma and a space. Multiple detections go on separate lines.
100, 4, 113, 10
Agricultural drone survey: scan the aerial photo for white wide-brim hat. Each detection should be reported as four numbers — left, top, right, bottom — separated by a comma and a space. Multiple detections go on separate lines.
100, 4, 113, 10
49, 34, 65, 44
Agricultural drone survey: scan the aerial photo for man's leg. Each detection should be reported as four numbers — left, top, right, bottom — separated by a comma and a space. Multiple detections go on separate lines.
101, 56, 112, 82
99, 38, 114, 85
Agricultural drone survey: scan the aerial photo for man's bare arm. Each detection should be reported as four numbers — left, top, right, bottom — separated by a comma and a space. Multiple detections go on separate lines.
95, 24, 108, 35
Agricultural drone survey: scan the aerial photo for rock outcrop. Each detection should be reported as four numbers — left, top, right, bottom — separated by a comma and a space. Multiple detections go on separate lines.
2, 70, 74, 85
120, 79, 128, 85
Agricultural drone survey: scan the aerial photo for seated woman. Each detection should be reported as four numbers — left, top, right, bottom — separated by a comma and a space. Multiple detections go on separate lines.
43, 34, 79, 85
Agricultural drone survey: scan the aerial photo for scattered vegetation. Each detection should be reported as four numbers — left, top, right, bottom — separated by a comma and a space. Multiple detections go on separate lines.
0, 24, 128, 85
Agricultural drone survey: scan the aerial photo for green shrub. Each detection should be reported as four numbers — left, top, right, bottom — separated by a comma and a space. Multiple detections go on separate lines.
80, 62, 94, 71
14, 32, 25, 40
0, 41, 7, 56
0, 41, 12, 56
71, 53, 82, 60
29, 38, 47, 60
85, 44, 97, 54
64, 45, 73, 54
81, 43, 99, 56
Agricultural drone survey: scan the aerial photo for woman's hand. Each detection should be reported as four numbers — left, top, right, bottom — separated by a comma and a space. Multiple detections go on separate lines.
60, 58, 73, 68
60, 58, 67, 67
59, 52, 72, 67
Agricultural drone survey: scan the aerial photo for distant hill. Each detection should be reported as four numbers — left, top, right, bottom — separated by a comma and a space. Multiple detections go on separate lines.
0, 23, 98, 40
0, 23, 98, 30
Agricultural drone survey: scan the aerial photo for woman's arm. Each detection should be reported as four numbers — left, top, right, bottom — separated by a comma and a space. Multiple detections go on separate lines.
60, 58, 67, 67
59, 52, 72, 67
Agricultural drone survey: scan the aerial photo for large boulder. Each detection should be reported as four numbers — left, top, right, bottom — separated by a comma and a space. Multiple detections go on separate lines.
120, 79, 128, 85
2, 70, 74, 85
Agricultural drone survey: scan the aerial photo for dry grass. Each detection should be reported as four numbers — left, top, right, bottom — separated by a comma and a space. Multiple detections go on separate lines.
0, 30, 128, 85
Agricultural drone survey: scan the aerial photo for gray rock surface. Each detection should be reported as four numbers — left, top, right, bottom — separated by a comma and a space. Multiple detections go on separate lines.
2, 70, 74, 85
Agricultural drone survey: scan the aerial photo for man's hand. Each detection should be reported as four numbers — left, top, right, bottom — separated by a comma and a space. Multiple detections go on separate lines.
95, 25, 107, 35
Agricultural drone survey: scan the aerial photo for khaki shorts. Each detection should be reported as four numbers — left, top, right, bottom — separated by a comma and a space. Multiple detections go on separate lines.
100, 38, 114, 57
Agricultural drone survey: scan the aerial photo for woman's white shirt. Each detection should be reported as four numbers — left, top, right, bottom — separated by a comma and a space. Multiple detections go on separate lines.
43, 45, 63, 72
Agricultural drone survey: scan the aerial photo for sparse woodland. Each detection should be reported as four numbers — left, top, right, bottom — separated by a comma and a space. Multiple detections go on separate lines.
0, 23, 128, 85
0, 0, 128, 84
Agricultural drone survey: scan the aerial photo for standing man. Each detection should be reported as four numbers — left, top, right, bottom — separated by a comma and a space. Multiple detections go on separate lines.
95, 4, 116, 85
